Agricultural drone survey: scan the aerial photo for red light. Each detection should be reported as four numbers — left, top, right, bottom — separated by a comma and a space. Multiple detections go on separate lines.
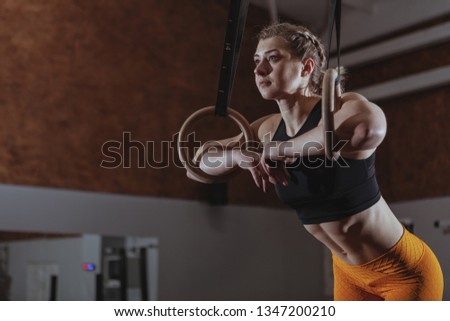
82, 263, 96, 271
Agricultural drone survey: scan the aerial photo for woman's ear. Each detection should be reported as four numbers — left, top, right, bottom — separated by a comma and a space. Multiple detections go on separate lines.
301, 58, 315, 77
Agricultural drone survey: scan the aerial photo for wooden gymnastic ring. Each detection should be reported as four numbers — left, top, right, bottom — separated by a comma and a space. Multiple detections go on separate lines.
321, 68, 341, 160
177, 106, 255, 184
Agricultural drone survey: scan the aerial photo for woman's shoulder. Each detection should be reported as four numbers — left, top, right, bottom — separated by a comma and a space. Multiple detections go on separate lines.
341, 92, 369, 103
340, 92, 383, 116
251, 113, 281, 142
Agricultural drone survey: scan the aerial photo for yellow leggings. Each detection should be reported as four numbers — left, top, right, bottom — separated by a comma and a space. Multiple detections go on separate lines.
333, 228, 444, 300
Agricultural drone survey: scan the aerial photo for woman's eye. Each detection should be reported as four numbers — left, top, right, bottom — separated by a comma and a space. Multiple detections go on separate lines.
254, 60, 260, 66
268, 56, 280, 62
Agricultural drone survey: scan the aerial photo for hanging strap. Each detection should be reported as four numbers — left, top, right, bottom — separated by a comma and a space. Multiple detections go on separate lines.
326, 0, 341, 83
215, 0, 249, 117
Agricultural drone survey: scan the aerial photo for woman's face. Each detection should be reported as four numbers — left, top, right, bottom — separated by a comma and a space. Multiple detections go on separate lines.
254, 37, 307, 100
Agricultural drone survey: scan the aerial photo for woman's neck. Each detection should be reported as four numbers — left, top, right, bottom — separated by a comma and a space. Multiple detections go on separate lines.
276, 93, 321, 137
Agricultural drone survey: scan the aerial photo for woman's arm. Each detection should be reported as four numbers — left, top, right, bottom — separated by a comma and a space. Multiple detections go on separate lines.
265, 93, 387, 160
197, 134, 244, 176
187, 114, 288, 190
194, 114, 273, 177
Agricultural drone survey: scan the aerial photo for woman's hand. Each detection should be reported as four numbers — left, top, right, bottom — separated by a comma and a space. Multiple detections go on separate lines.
232, 148, 269, 191
232, 146, 290, 192
261, 141, 291, 187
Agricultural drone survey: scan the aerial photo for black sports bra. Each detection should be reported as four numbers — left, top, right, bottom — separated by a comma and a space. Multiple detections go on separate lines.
272, 100, 381, 224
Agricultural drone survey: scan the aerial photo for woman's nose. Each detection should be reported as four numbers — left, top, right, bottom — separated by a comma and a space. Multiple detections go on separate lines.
254, 61, 269, 76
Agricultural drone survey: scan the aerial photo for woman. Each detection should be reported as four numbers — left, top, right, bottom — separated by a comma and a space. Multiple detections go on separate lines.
189, 23, 444, 300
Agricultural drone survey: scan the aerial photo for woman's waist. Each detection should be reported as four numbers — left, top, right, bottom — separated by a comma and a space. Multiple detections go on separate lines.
304, 198, 404, 264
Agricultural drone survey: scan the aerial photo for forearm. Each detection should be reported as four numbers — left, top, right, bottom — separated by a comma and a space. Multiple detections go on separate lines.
266, 125, 326, 159
199, 149, 239, 176
270, 119, 382, 160
276, 101, 386, 159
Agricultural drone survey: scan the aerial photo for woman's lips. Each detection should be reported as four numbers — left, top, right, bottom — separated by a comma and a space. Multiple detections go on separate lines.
258, 80, 271, 87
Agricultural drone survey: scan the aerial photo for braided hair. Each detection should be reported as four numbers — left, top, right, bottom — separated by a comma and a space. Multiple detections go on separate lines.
257, 23, 328, 95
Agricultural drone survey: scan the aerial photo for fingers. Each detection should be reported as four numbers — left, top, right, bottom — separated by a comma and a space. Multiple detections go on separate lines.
272, 168, 289, 186
249, 166, 268, 190
262, 160, 290, 186
250, 168, 261, 188
240, 150, 290, 190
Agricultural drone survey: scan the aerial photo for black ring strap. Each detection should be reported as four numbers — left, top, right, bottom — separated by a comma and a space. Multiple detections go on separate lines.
326, 0, 342, 83
215, 0, 250, 117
